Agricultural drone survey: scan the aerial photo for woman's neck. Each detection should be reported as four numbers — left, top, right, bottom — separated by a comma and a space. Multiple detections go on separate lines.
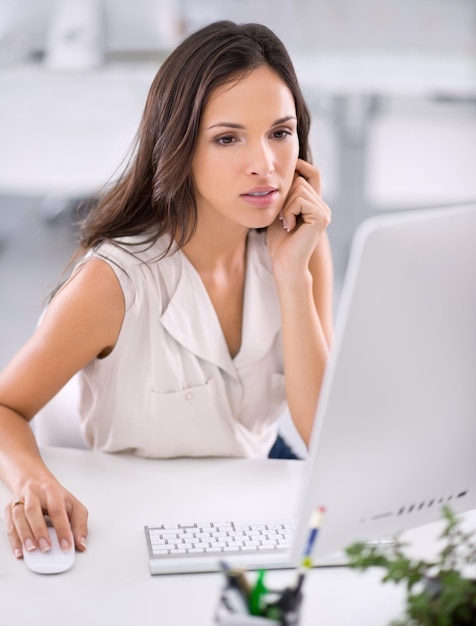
181, 223, 249, 276
180, 223, 249, 359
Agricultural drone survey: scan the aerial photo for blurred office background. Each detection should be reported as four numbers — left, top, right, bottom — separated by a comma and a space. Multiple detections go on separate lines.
1, 0, 475, 374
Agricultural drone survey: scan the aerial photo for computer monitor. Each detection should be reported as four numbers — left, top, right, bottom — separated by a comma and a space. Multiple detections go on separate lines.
146, 202, 476, 575
290, 202, 476, 564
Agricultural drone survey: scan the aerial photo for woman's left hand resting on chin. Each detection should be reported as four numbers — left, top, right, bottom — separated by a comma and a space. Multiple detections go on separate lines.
266, 158, 332, 279
266, 159, 333, 447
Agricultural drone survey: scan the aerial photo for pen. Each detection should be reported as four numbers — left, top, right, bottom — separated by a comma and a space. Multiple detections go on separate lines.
261, 506, 326, 621
220, 586, 249, 615
219, 560, 251, 606
293, 505, 326, 596
248, 568, 268, 616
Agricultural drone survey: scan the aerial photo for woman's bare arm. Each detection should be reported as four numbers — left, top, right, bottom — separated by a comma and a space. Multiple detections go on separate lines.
0, 258, 124, 557
267, 160, 333, 446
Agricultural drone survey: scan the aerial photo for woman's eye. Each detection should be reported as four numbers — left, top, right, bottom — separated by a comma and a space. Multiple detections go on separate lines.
216, 135, 236, 146
272, 129, 292, 140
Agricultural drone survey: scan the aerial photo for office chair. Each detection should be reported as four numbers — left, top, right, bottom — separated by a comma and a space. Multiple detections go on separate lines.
32, 374, 88, 449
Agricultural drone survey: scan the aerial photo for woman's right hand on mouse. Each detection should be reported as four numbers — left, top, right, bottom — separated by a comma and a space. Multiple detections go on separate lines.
4, 473, 88, 559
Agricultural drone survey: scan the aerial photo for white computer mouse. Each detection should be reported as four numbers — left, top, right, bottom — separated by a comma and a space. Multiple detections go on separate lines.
23, 526, 75, 574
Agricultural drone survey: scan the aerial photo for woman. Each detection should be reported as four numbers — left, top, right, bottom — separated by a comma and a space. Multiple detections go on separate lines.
0, 21, 333, 559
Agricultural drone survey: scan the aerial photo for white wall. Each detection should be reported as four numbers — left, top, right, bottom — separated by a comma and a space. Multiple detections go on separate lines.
293, 0, 476, 56
1, 0, 475, 59
366, 98, 476, 210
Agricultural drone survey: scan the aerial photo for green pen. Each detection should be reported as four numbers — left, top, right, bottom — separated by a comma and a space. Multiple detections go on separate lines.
248, 569, 268, 616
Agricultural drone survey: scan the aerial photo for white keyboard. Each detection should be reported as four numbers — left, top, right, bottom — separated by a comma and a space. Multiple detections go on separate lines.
144, 520, 397, 575
145, 521, 294, 575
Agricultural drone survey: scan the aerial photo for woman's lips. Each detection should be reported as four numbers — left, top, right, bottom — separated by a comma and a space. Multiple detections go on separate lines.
240, 189, 279, 207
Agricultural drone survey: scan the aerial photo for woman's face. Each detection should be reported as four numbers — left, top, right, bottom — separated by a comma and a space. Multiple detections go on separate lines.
191, 65, 300, 231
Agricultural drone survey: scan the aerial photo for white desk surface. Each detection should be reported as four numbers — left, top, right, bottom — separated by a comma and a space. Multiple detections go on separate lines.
0, 446, 454, 626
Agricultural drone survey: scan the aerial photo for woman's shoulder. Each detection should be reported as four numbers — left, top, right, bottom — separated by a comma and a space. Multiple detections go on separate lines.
71, 233, 176, 311
91, 233, 174, 268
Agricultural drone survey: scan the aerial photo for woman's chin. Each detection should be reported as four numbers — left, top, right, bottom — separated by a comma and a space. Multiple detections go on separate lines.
245, 210, 281, 231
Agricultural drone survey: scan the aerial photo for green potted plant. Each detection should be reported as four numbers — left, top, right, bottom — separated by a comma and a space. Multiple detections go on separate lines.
345, 506, 476, 625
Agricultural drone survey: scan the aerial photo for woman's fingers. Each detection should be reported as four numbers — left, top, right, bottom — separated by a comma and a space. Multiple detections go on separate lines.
268, 163, 331, 274
10, 496, 50, 554
281, 175, 331, 233
5, 502, 24, 559
44, 495, 76, 551
295, 158, 322, 195
65, 496, 88, 551
5, 486, 88, 558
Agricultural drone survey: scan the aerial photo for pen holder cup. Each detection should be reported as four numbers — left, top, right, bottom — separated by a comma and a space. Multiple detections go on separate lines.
214, 586, 302, 626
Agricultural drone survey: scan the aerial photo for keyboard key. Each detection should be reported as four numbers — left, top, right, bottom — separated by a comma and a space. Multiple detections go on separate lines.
223, 546, 240, 552
206, 546, 224, 553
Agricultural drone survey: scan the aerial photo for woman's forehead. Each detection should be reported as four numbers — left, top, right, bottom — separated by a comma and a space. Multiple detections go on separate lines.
201, 66, 296, 125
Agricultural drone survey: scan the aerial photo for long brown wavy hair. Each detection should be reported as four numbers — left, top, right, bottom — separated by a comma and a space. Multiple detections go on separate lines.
78, 20, 312, 255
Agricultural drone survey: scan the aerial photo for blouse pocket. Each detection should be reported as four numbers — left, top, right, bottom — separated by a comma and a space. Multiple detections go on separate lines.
145, 378, 234, 458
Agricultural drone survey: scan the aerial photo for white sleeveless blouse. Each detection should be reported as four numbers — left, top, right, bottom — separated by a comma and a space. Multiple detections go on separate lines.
76, 230, 286, 458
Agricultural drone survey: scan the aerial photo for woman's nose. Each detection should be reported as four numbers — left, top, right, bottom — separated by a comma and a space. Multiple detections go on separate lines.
247, 142, 274, 176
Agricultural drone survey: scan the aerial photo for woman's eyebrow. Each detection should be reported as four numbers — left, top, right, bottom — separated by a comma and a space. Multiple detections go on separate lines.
207, 115, 297, 130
